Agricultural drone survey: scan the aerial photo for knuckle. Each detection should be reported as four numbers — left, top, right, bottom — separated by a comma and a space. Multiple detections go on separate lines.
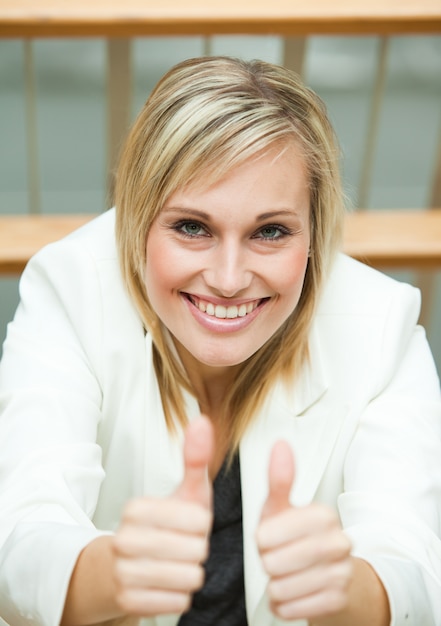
267, 578, 286, 603
112, 558, 127, 584
260, 552, 278, 577
324, 589, 348, 615
197, 536, 210, 562
112, 532, 131, 557
312, 530, 351, 563
310, 503, 338, 529
336, 559, 354, 589
310, 538, 328, 562
271, 600, 292, 621
192, 564, 206, 590
179, 593, 193, 614
114, 588, 134, 614
255, 521, 271, 552
121, 497, 147, 523
342, 533, 353, 556
169, 592, 194, 617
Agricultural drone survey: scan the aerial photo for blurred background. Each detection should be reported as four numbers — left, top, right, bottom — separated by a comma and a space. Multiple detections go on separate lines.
1, 35, 441, 367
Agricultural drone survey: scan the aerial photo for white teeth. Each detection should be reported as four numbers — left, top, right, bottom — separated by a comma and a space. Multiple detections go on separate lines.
215, 305, 227, 318
192, 297, 260, 319
226, 306, 238, 318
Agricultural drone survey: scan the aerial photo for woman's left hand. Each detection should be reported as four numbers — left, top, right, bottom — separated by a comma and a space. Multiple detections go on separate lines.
256, 441, 353, 623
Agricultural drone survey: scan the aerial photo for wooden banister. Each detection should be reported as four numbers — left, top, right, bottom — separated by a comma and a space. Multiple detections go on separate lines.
343, 210, 441, 269
0, 215, 96, 275
1, 0, 440, 38
1, 210, 441, 276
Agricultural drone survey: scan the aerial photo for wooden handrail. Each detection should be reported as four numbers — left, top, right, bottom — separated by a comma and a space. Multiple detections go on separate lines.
0, 215, 97, 275
1, 210, 441, 276
343, 210, 441, 269
0, 0, 440, 38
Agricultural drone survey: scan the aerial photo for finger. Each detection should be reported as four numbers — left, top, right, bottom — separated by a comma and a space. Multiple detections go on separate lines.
258, 503, 344, 555
270, 584, 349, 622
262, 523, 352, 576
267, 559, 353, 605
115, 587, 192, 617
114, 523, 210, 562
261, 440, 295, 519
175, 416, 214, 509
120, 497, 211, 535
115, 557, 205, 593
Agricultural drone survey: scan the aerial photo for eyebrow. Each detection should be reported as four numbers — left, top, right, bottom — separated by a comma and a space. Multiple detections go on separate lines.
162, 206, 302, 221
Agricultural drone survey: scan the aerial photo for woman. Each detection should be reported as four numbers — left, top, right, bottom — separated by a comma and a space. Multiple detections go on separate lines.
0, 56, 440, 626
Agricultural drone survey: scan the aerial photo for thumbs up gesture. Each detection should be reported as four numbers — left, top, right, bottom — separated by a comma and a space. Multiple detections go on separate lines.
256, 441, 353, 623
113, 417, 213, 618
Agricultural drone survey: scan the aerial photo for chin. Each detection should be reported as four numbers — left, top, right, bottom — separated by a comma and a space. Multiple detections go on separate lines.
191, 344, 260, 369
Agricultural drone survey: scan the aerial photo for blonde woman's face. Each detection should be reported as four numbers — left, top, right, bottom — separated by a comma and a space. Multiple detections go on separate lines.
145, 145, 311, 374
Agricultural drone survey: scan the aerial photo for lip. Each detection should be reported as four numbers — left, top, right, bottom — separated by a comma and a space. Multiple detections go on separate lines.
181, 292, 270, 334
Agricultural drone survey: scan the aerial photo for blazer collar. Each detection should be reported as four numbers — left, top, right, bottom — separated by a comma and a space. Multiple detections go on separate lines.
239, 325, 347, 623
278, 323, 328, 417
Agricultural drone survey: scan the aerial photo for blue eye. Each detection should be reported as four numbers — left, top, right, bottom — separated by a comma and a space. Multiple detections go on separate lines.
182, 222, 203, 235
173, 220, 208, 238
255, 225, 291, 240
260, 226, 281, 238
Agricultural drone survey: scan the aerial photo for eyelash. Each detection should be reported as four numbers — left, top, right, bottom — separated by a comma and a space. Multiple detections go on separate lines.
172, 220, 208, 238
171, 220, 294, 241
252, 225, 293, 240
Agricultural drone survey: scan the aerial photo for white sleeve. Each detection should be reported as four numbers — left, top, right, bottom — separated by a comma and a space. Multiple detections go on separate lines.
0, 241, 109, 626
340, 322, 441, 626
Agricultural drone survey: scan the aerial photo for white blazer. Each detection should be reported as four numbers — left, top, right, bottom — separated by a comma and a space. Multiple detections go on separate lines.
0, 209, 441, 626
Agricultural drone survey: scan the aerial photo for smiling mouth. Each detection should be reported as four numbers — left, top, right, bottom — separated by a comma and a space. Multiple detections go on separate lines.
184, 294, 268, 319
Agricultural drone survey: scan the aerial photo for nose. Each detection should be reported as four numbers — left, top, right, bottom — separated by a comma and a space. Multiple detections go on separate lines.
203, 239, 252, 297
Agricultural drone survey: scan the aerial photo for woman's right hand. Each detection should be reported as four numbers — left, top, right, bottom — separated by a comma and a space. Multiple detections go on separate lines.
112, 417, 214, 618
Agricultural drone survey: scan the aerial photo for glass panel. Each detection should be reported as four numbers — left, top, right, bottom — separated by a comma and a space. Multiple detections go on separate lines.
132, 37, 205, 118
369, 36, 441, 209
304, 36, 380, 209
0, 40, 28, 215
33, 38, 106, 214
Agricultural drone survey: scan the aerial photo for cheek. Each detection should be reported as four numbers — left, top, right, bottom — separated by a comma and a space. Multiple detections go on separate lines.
144, 236, 172, 303
145, 235, 195, 302
145, 234, 175, 285
275, 248, 310, 298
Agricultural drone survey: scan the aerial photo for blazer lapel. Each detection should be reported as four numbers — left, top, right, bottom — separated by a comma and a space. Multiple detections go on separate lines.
240, 326, 348, 624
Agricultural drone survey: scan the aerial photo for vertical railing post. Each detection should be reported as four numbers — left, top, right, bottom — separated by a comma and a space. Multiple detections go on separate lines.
282, 37, 307, 77
417, 123, 441, 328
357, 36, 389, 209
202, 36, 212, 57
429, 126, 441, 209
24, 39, 41, 215
106, 38, 132, 205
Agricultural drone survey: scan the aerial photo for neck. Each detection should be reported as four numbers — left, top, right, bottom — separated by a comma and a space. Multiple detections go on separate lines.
173, 339, 239, 415
178, 354, 240, 478
191, 363, 239, 420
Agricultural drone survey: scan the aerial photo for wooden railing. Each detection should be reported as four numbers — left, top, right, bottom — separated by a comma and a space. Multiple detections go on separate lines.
2, 210, 441, 276
1, 0, 441, 38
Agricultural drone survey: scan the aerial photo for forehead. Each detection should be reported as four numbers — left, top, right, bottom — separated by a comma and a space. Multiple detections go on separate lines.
170, 142, 308, 200
162, 144, 310, 222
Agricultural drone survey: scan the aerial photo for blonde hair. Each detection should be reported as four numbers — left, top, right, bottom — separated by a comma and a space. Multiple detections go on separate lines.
115, 56, 345, 451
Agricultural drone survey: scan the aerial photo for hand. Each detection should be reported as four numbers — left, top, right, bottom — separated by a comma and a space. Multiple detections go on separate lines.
112, 416, 214, 617
256, 441, 353, 623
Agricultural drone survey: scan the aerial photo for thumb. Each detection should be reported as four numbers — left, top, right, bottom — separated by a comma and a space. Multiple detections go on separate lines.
261, 440, 295, 519
175, 415, 214, 509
